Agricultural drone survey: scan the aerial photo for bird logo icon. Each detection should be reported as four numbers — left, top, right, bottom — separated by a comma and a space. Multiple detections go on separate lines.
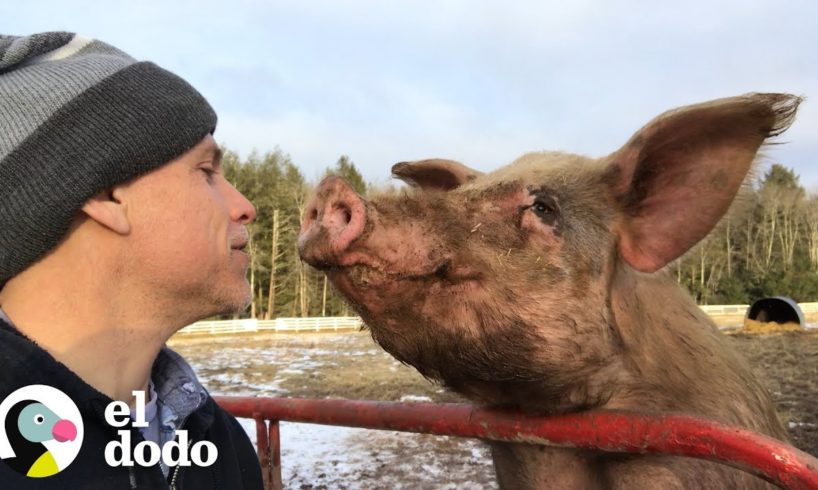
0, 385, 83, 478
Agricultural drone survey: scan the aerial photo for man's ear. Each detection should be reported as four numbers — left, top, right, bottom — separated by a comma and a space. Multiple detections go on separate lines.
81, 188, 131, 235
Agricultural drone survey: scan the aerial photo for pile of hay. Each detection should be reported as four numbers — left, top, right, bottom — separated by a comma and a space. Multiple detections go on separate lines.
740, 318, 805, 334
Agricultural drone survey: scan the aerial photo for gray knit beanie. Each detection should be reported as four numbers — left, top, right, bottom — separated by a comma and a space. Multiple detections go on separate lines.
0, 32, 217, 286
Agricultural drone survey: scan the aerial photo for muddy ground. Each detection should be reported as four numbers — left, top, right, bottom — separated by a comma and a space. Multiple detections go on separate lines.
169, 330, 818, 488
727, 331, 818, 454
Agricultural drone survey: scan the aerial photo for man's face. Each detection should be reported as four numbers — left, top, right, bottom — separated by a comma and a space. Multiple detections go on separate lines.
120, 135, 256, 319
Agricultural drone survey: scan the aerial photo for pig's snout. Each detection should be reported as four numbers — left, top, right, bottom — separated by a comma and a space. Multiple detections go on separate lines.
298, 176, 366, 266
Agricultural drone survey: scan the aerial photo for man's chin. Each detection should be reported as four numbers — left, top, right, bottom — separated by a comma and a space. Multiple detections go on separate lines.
227, 284, 253, 314
196, 301, 250, 324
202, 281, 252, 318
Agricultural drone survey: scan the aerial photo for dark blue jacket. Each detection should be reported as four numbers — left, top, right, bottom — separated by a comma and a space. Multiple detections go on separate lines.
0, 318, 263, 489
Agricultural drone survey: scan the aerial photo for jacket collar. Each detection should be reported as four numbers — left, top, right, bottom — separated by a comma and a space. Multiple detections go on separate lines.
0, 312, 213, 433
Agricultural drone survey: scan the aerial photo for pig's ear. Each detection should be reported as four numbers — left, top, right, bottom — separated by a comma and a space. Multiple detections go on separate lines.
392, 159, 483, 191
607, 93, 801, 273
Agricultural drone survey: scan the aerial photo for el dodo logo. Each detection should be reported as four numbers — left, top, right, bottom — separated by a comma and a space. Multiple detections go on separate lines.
104, 390, 218, 469
0, 385, 83, 478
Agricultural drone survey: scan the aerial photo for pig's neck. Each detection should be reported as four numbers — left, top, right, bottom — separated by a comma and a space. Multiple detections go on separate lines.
605, 264, 783, 436
489, 444, 604, 489
486, 265, 784, 489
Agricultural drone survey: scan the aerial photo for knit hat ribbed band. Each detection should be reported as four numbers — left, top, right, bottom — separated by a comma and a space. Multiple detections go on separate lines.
0, 32, 217, 285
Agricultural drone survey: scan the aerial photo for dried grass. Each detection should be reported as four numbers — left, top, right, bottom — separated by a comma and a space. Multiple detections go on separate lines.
741, 318, 805, 334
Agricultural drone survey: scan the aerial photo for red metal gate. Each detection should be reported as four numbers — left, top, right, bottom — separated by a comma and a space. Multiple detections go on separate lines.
215, 396, 818, 490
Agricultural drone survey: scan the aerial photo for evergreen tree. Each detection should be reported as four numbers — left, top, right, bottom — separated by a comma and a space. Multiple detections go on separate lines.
325, 155, 367, 196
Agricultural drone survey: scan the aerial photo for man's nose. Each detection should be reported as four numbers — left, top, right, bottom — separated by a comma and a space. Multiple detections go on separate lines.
226, 182, 256, 224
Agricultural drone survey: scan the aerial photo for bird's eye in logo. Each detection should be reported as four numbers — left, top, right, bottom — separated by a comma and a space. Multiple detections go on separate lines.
0, 385, 84, 478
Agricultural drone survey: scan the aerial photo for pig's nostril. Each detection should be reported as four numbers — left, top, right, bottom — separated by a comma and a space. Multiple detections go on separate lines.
334, 204, 352, 225
301, 178, 366, 263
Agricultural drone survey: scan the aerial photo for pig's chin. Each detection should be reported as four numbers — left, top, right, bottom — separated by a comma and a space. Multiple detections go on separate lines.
364, 313, 589, 414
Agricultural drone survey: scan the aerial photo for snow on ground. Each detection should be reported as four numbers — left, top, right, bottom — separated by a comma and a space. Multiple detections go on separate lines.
236, 418, 495, 489
174, 333, 498, 489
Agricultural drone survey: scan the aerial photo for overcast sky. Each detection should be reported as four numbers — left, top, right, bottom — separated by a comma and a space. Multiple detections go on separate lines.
6, 1, 817, 188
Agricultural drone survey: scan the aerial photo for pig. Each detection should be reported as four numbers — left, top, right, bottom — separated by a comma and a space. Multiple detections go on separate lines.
298, 93, 802, 489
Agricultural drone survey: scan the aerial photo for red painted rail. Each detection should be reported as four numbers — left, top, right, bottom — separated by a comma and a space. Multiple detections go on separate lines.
215, 396, 818, 490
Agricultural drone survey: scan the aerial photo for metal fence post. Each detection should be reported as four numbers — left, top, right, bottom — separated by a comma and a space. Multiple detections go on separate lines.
253, 413, 273, 490
268, 420, 282, 490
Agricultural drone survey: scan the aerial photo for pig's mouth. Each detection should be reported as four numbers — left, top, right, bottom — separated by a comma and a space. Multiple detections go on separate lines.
322, 258, 481, 295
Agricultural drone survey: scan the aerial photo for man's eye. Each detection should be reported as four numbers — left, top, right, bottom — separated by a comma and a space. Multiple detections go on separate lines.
201, 168, 217, 182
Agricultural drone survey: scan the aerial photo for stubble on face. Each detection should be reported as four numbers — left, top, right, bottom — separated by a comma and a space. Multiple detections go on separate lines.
121, 136, 255, 325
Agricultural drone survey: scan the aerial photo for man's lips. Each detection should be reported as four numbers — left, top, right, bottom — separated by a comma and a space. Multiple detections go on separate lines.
230, 227, 250, 252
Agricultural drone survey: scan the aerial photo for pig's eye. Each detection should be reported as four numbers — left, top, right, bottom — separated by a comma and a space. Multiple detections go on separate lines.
532, 201, 556, 217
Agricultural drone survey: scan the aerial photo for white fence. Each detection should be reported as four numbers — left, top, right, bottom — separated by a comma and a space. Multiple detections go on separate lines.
177, 302, 818, 337
699, 304, 751, 316
798, 302, 818, 314
176, 316, 363, 335
700, 302, 818, 316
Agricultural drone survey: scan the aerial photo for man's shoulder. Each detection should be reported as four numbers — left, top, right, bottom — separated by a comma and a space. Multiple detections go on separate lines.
190, 394, 253, 449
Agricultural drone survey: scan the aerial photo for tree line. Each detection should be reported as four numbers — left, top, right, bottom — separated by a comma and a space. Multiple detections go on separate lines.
673, 164, 818, 304
221, 147, 817, 319
221, 149, 367, 319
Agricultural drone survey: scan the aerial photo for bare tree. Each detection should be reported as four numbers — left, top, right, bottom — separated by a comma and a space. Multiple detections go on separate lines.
804, 196, 818, 271
778, 189, 802, 270
264, 209, 284, 319
248, 233, 257, 318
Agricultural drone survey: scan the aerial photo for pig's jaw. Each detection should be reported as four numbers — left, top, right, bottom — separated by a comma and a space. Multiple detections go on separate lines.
358, 306, 621, 415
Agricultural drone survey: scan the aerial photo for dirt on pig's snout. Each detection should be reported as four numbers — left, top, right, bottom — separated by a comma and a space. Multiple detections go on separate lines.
298, 93, 802, 489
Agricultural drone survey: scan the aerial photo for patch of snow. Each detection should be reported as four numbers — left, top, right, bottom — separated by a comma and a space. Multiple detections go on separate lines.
278, 368, 305, 375
235, 419, 497, 488
176, 333, 498, 488
400, 395, 433, 403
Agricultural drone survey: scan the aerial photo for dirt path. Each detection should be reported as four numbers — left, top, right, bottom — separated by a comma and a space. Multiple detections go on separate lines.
727, 331, 818, 454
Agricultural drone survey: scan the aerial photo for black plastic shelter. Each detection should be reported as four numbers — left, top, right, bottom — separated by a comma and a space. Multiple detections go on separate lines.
746, 296, 805, 326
